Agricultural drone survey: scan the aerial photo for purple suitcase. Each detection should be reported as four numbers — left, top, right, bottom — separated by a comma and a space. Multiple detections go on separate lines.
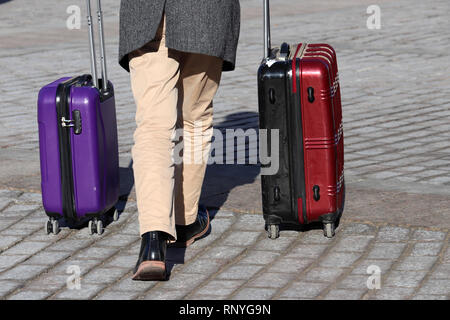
37, 0, 119, 235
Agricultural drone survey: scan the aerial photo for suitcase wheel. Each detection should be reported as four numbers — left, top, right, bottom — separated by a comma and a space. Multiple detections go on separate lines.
88, 219, 104, 236
323, 222, 335, 238
267, 224, 280, 240
45, 218, 60, 235
113, 209, 119, 222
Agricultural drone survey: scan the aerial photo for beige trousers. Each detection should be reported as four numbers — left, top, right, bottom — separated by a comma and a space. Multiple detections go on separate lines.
129, 16, 222, 239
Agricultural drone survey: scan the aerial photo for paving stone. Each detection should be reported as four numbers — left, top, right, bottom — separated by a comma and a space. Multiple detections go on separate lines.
21, 250, 71, 266
107, 276, 156, 292
0, 235, 21, 251
253, 236, 297, 252
238, 250, 281, 265
17, 193, 42, 203
0, 264, 48, 281
53, 284, 104, 300
279, 281, 328, 299
394, 256, 438, 272
144, 289, 189, 300
8, 290, 51, 300
82, 267, 129, 284
212, 210, 235, 218
411, 229, 447, 241
285, 244, 327, 259
46, 239, 94, 252
412, 294, 448, 300
324, 289, 366, 300
94, 234, 139, 248
196, 280, 245, 296
268, 257, 313, 274
341, 223, 377, 236
181, 258, 225, 275
95, 290, 139, 300
430, 263, 450, 280
443, 247, 450, 263
332, 235, 374, 253
371, 287, 416, 300
201, 246, 245, 261
304, 267, 345, 283
222, 231, 261, 247
337, 275, 372, 290
159, 272, 210, 291
384, 271, 427, 288
217, 264, 264, 280
319, 252, 361, 268
248, 272, 297, 289
411, 242, 443, 256
104, 254, 136, 269
231, 287, 277, 300
417, 279, 450, 295
298, 231, 338, 244
0, 280, 22, 297
0, 190, 22, 199
235, 214, 265, 231
2, 241, 49, 256
23, 273, 71, 291
72, 246, 118, 260
367, 243, 406, 260
0, 199, 12, 212
377, 226, 410, 242
2, 204, 40, 214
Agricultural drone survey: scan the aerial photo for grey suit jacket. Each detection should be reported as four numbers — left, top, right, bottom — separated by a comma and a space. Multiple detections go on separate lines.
118, 0, 241, 72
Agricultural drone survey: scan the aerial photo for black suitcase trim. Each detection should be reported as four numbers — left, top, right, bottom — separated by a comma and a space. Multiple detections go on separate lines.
55, 77, 79, 224
257, 53, 307, 227
289, 58, 308, 224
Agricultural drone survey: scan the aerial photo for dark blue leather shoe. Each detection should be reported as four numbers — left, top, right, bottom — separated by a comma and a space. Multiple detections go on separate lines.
171, 205, 210, 248
132, 231, 169, 281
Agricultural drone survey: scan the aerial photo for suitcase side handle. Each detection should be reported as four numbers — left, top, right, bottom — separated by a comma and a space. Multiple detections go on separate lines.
86, 0, 109, 93
263, 0, 271, 59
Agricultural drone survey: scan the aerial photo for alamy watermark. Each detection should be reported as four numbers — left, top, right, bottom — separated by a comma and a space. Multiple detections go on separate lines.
66, 265, 81, 290
171, 121, 280, 176
66, 5, 81, 30
366, 264, 381, 290
366, 5, 381, 30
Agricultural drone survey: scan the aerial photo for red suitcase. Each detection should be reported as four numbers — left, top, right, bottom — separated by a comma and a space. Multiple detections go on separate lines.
258, 0, 345, 239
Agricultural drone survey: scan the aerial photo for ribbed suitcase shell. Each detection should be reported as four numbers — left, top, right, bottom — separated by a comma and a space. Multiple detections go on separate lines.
37, 76, 119, 225
258, 43, 345, 231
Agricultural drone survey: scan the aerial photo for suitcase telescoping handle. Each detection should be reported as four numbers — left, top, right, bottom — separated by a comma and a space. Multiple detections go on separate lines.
86, 0, 108, 92
263, 0, 271, 59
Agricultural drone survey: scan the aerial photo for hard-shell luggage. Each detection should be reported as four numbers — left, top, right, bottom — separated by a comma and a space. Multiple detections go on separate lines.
258, 0, 345, 239
37, 0, 119, 235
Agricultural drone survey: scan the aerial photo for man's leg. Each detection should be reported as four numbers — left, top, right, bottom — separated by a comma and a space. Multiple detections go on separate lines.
129, 17, 180, 240
174, 53, 223, 227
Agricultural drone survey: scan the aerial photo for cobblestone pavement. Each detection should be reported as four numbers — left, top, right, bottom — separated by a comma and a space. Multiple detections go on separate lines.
0, 190, 449, 300
0, 0, 449, 300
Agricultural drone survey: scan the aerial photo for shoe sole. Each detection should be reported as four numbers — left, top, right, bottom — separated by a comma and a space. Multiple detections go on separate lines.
170, 211, 210, 248
132, 261, 166, 281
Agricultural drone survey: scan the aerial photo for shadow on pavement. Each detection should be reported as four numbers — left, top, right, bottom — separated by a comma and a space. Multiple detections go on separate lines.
0, 0, 12, 4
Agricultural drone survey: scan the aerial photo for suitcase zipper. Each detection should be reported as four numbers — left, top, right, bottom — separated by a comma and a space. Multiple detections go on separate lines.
56, 77, 84, 224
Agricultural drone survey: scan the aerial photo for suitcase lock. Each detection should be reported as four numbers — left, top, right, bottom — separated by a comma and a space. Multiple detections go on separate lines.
61, 110, 82, 135
61, 117, 74, 128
